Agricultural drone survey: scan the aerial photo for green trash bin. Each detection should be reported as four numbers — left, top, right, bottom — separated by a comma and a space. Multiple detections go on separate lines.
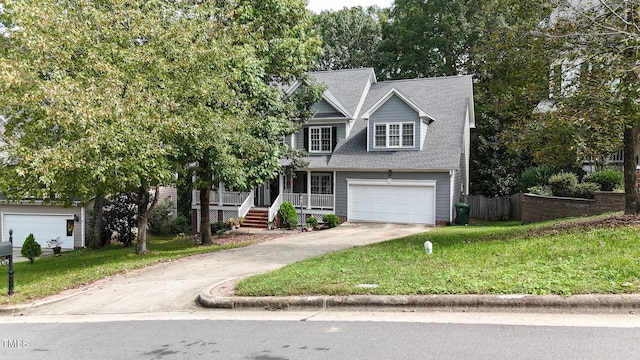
455, 203, 470, 225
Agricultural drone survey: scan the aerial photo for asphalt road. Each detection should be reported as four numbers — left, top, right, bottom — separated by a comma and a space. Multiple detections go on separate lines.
2, 317, 639, 360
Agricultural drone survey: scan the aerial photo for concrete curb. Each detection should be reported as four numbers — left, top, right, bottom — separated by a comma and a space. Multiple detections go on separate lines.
197, 286, 640, 313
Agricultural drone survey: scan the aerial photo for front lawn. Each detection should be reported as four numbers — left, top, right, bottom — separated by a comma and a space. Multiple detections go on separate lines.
235, 215, 640, 296
0, 234, 256, 306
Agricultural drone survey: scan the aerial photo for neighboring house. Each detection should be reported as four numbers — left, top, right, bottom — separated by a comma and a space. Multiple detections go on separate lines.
192, 68, 475, 229
0, 198, 85, 250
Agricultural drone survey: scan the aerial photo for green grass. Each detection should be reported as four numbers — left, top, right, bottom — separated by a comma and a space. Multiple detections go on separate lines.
235, 216, 640, 297
0, 236, 251, 305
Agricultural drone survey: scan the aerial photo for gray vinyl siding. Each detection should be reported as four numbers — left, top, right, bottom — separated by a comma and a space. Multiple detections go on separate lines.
295, 123, 347, 151
312, 99, 346, 118
368, 95, 421, 151
0, 203, 84, 248
335, 171, 451, 222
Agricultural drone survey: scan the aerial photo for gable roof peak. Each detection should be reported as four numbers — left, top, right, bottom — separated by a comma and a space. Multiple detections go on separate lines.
361, 88, 435, 122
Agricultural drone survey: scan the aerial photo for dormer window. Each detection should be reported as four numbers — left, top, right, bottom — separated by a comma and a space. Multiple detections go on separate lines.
309, 126, 332, 153
374, 123, 414, 148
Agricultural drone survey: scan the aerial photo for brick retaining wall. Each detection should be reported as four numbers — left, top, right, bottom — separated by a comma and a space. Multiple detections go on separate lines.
521, 192, 624, 224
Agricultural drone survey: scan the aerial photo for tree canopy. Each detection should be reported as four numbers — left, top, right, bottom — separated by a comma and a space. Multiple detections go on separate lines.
541, 0, 640, 212
313, 6, 382, 70
0, 0, 323, 252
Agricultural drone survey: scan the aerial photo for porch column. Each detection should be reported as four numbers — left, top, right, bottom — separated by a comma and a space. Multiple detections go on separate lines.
218, 182, 223, 206
306, 171, 312, 209
279, 174, 284, 194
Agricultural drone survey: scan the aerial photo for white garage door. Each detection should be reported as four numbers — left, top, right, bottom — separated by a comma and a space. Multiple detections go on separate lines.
348, 179, 436, 225
3, 214, 74, 249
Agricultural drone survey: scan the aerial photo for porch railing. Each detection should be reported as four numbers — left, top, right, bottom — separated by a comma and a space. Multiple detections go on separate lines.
238, 191, 254, 218
282, 193, 334, 210
269, 193, 283, 223
193, 190, 250, 206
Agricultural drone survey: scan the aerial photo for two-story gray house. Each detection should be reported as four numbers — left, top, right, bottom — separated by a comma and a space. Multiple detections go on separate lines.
192, 68, 474, 228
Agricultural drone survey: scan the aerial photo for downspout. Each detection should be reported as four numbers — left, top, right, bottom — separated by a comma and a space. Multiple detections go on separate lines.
449, 170, 456, 223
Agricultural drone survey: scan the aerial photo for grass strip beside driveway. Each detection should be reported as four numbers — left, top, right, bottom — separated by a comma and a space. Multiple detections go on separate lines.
235, 216, 640, 297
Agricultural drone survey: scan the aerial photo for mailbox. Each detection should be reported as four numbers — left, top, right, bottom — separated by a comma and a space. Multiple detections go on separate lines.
0, 242, 11, 258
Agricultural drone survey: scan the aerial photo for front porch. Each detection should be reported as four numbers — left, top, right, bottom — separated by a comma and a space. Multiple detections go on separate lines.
192, 171, 336, 231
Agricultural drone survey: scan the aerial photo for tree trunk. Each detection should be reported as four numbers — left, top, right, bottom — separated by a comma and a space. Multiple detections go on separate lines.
136, 206, 150, 254
134, 184, 160, 255
199, 184, 213, 246
623, 123, 639, 214
93, 194, 107, 247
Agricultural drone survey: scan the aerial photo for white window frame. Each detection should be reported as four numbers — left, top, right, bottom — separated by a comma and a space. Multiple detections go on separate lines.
373, 122, 415, 148
309, 126, 332, 153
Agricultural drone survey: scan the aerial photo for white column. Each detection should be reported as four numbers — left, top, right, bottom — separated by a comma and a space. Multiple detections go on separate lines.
306, 171, 312, 209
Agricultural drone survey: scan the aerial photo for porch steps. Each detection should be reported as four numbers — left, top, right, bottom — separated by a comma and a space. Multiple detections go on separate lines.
242, 209, 269, 229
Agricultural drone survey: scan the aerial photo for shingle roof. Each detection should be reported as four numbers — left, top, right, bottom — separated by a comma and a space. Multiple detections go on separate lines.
303, 71, 474, 171
310, 68, 375, 118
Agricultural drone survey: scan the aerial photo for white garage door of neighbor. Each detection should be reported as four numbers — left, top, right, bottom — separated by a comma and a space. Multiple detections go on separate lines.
348, 180, 436, 225
4, 214, 74, 249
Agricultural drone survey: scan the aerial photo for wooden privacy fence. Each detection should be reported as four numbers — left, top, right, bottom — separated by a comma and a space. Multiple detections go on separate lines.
460, 193, 523, 221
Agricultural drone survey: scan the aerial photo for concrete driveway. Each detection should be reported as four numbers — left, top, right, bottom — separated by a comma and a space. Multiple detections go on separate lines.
6, 222, 432, 317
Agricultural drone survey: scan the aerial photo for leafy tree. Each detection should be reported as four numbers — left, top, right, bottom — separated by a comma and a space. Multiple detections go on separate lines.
468, 0, 553, 196
20, 234, 41, 264
543, 0, 640, 213
174, 1, 324, 246
314, 6, 383, 70
0, 1, 179, 254
0, 0, 322, 252
377, 0, 481, 79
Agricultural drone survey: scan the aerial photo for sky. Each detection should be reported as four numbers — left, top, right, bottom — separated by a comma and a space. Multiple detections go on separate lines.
306, 0, 393, 13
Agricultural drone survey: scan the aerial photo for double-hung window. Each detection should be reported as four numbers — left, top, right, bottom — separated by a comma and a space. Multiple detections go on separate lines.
374, 123, 414, 148
309, 126, 332, 153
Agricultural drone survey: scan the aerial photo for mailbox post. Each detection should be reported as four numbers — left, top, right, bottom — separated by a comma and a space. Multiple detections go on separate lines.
0, 229, 14, 295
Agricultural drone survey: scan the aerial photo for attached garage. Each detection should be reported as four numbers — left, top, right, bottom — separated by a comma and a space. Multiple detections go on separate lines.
3, 213, 77, 249
347, 179, 436, 225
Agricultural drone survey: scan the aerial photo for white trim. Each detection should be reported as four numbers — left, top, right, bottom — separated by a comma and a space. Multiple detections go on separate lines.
308, 118, 350, 124
308, 126, 333, 153
373, 122, 415, 149
284, 80, 302, 96
346, 178, 437, 187
361, 88, 435, 123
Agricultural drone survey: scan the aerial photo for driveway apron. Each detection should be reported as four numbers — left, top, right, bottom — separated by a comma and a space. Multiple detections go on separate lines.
13, 223, 432, 316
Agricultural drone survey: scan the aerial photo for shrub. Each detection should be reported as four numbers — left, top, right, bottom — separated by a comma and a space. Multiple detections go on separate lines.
306, 217, 318, 229
528, 185, 553, 196
573, 182, 600, 199
21, 233, 42, 264
278, 202, 298, 230
170, 214, 191, 235
103, 193, 137, 247
583, 169, 623, 191
518, 166, 556, 192
548, 172, 579, 197
211, 221, 231, 235
148, 198, 174, 236
322, 214, 340, 228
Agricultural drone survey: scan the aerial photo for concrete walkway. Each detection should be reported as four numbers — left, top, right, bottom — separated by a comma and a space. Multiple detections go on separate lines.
2, 222, 433, 316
